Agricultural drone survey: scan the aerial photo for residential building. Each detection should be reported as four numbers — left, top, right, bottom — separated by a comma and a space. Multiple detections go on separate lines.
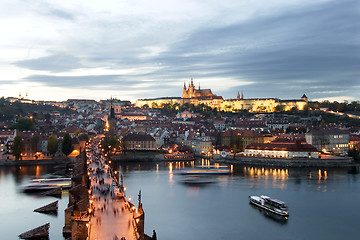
123, 133, 156, 150
222, 129, 264, 152
305, 129, 350, 153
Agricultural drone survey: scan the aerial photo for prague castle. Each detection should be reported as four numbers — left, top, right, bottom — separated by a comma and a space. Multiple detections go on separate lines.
182, 78, 216, 98
136, 79, 308, 112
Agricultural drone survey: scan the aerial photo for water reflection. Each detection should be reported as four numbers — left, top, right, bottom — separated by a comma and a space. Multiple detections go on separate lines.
0, 164, 71, 184
244, 167, 289, 178
249, 204, 288, 224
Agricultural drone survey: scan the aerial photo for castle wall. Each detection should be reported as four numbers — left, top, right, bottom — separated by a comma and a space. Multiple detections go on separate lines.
136, 82, 307, 113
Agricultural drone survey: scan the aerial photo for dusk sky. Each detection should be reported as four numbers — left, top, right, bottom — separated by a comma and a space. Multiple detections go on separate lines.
0, 0, 359, 103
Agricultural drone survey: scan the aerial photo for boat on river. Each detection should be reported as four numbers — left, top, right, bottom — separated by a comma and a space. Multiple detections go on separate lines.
177, 165, 231, 175
180, 176, 217, 185
20, 178, 71, 192
249, 195, 289, 217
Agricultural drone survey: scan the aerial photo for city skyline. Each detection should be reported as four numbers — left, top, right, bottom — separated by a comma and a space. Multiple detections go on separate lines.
0, 0, 359, 103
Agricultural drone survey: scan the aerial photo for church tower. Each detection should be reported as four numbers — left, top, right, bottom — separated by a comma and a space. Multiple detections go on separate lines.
301, 94, 308, 103
236, 91, 240, 99
188, 78, 195, 98
183, 82, 188, 98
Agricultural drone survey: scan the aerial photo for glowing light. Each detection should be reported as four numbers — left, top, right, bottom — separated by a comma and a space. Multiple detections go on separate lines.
129, 197, 132, 201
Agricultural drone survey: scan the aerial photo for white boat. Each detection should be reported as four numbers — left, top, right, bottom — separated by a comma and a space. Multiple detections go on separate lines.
20, 178, 72, 191
177, 165, 230, 175
249, 195, 289, 217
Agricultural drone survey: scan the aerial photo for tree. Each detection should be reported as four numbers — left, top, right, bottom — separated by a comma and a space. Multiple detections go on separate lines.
275, 105, 286, 112
9, 118, 35, 131
74, 129, 82, 136
232, 144, 239, 159
47, 135, 58, 156
151, 102, 158, 109
30, 135, 40, 154
78, 133, 89, 141
62, 133, 73, 156
100, 136, 120, 154
12, 136, 25, 160
348, 147, 360, 162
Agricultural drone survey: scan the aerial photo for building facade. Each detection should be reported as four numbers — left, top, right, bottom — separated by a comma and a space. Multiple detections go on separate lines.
123, 133, 156, 150
245, 142, 319, 158
305, 129, 349, 153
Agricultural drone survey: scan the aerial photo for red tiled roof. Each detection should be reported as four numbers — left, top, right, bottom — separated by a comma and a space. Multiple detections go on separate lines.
223, 129, 262, 138
123, 133, 155, 142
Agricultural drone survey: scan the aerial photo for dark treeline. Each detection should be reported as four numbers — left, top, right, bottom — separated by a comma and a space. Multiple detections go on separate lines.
0, 97, 75, 120
308, 101, 360, 113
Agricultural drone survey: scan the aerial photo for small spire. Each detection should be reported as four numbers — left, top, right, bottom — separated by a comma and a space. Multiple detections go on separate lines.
241, 91, 244, 99
191, 77, 193, 87
198, 83, 200, 90
236, 91, 240, 99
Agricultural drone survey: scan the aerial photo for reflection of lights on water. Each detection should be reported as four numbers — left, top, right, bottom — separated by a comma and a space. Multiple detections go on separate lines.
156, 164, 159, 173
35, 165, 40, 177
230, 165, 233, 173
169, 163, 173, 173
187, 186, 200, 196
318, 169, 322, 181
324, 171, 327, 180
169, 163, 173, 184
243, 167, 289, 179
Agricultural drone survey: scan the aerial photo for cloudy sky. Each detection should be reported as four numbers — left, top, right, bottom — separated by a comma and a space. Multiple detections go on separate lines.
0, 0, 359, 103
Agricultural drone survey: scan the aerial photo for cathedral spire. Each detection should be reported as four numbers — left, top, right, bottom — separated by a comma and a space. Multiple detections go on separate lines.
198, 83, 200, 90
241, 91, 244, 99
191, 77, 194, 87
236, 91, 240, 99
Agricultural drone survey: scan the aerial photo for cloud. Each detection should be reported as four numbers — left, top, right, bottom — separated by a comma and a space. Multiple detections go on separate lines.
12, 0, 360, 102
15, 53, 84, 72
47, 8, 75, 21
147, 0, 360, 99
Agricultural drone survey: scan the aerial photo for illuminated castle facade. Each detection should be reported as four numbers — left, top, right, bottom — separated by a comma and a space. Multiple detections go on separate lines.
182, 78, 215, 98
136, 79, 308, 113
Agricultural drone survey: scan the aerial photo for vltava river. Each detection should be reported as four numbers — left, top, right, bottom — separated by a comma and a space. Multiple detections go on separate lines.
0, 160, 359, 239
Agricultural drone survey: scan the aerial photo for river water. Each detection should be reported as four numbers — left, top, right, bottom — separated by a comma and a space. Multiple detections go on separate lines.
1, 160, 359, 240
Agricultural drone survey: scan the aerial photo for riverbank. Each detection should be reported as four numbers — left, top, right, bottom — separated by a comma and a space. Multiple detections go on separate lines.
215, 156, 356, 168
0, 157, 74, 166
